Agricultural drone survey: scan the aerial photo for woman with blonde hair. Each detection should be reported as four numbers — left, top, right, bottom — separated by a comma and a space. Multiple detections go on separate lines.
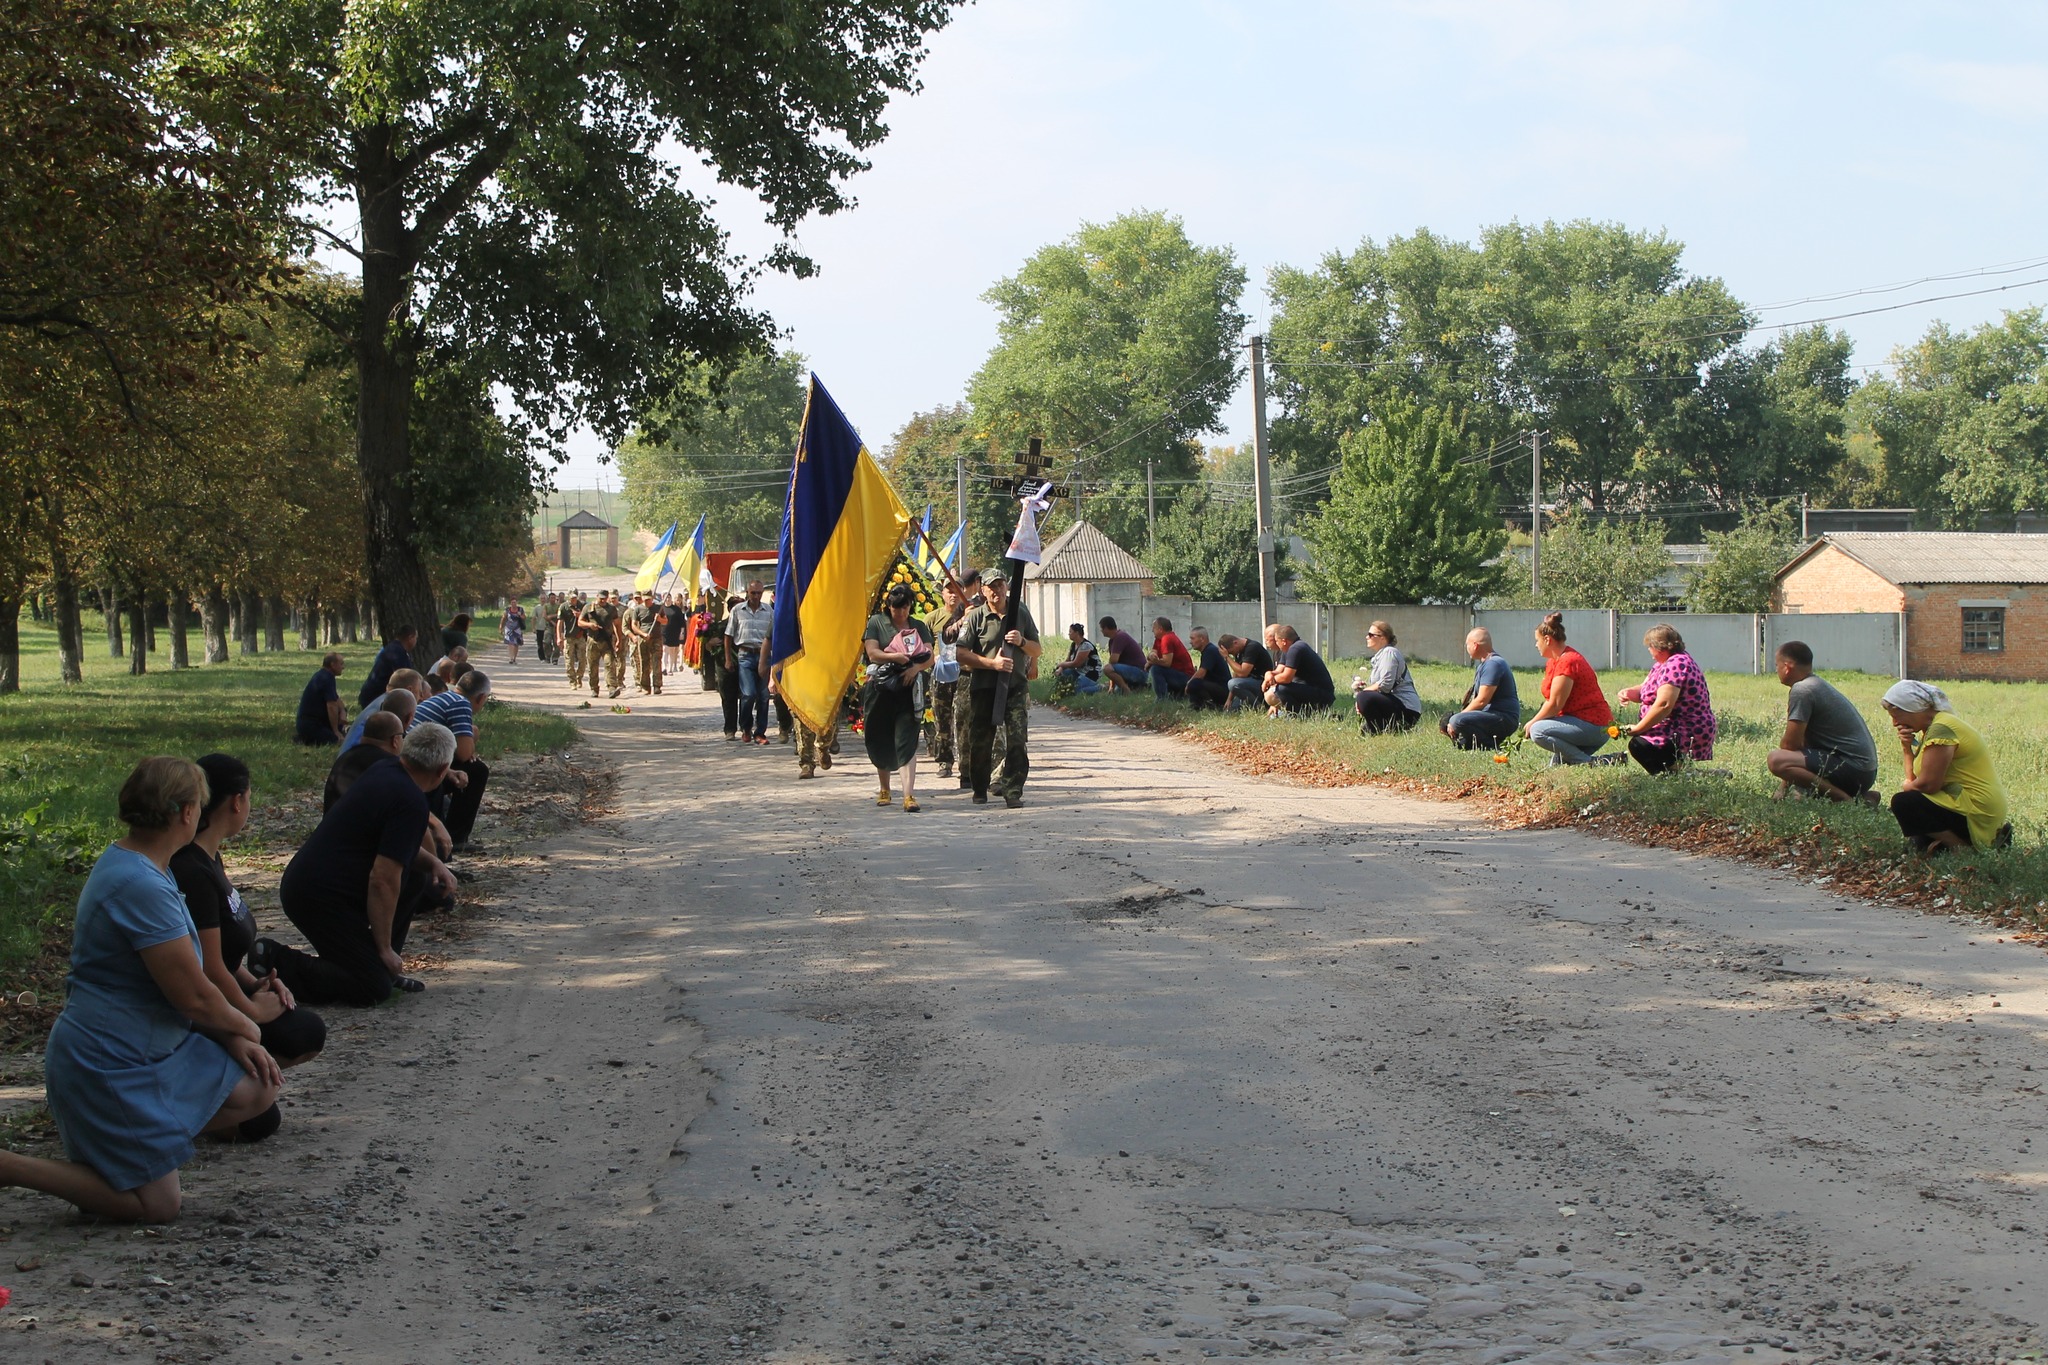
1615, 624, 1716, 774
1, 758, 282, 1222
1352, 620, 1422, 734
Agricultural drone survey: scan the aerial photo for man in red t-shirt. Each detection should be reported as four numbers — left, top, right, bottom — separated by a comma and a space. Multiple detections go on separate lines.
1146, 617, 1196, 701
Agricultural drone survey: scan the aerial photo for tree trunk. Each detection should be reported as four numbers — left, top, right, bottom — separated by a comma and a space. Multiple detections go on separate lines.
145, 594, 157, 653
103, 586, 123, 656
264, 594, 287, 652
27, 594, 43, 624
203, 585, 229, 663
356, 141, 444, 656
0, 594, 18, 694
238, 589, 261, 654
299, 595, 320, 651
127, 595, 147, 675
340, 599, 359, 642
48, 539, 83, 684
169, 588, 191, 669
360, 596, 376, 640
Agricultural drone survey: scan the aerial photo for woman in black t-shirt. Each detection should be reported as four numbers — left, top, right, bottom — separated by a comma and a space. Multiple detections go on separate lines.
169, 755, 327, 1066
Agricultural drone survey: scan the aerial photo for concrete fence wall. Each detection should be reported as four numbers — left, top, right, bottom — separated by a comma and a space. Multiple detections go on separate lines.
1765, 612, 1906, 678
1619, 613, 1761, 674
1471, 610, 1619, 670
1033, 585, 1910, 678
1329, 605, 1474, 664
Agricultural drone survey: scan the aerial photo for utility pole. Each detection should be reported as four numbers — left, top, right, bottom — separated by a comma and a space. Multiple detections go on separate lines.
1529, 430, 1543, 598
955, 452, 968, 566
1145, 459, 1156, 555
1249, 334, 1279, 630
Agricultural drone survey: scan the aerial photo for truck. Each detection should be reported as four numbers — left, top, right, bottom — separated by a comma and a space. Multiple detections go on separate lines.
706, 550, 777, 600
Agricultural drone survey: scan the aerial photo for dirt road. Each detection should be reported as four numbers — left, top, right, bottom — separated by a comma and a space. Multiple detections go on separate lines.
6, 662, 2046, 1365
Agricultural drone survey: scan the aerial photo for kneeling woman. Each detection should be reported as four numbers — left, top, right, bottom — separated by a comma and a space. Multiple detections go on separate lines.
1, 759, 283, 1223
1882, 680, 2011, 853
1615, 624, 1716, 773
171, 754, 327, 1066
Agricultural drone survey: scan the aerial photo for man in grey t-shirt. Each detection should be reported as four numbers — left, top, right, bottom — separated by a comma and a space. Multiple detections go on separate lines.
1766, 640, 1879, 801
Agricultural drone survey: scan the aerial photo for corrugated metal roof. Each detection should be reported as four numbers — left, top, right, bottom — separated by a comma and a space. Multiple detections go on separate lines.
556, 509, 615, 529
1813, 532, 2048, 585
1023, 521, 1152, 582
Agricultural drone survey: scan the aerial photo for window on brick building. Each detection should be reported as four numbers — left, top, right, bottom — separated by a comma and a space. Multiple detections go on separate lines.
1962, 607, 2005, 653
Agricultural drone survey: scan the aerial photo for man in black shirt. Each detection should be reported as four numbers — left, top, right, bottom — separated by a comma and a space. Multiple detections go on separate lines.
1217, 633, 1276, 712
358, 626, 417, 708
264, 722, 456, 1005
1186, 627, 1231, 711
1263, 624, 1336, 714
294, 652, 347, 744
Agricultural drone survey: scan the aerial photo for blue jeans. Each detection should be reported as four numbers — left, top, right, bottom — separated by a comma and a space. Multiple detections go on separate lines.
1528, 715, 1610, 765
1107, 663, 1147, 690
1150, 664, 1191, 700
1071, 673, 1102, 694
1445, 709, 1516, 750
737, 650, 767, 737
1226, 676, 1264, 711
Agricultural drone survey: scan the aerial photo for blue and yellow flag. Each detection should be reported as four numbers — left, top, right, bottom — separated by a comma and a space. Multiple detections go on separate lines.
667, 514, 708, 597
633, 521, 678, 591
769, 377, 911, 732
934, 523, 963, 573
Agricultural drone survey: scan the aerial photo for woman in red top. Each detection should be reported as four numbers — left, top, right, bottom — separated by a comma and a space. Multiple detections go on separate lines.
1526, 612, 1617, 766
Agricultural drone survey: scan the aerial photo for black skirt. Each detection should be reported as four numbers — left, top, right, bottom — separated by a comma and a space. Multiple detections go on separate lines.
863, 680, 922, 771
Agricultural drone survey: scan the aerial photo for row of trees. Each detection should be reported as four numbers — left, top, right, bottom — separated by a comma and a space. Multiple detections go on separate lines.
5, 1, 963, 690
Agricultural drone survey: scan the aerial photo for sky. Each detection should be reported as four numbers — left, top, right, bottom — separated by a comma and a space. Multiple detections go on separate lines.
550, 0, 2048, 491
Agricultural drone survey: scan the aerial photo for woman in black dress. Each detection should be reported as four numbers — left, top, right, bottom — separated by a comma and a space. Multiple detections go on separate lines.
862, 584, 935, 812
169, 755, 327, 1066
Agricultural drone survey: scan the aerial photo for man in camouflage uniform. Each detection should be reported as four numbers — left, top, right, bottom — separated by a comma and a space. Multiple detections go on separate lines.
950, 570, 1006, 789
625, 590, 662, 695
924, 578, 970, 780
957, 570, 1040, 808
766, 641, 838, 777
578, 591, 621, 698
559, 591, 586, 687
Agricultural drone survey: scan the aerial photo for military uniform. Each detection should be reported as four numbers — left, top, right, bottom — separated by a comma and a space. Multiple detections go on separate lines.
961, 599, 1037, 805
626, 598, 661, 694
578, 596, 620, 697
924, 602, 963, 778
560, 596, 586, 686
700, 613, 739, 737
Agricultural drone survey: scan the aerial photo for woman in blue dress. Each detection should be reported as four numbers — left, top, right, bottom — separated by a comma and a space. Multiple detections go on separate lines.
0, 758, 283, 1222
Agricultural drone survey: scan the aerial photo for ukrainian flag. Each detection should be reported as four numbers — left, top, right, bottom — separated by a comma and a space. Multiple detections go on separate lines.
633, 521, 678, 592
934, 523, 963, 573
769, 377, 911, 733
668, 514, 708, 597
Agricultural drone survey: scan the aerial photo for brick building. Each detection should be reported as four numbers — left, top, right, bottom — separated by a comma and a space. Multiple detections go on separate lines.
1774, 532, 2048, 681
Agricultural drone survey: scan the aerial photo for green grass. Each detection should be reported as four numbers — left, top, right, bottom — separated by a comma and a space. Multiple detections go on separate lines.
0, 617, 579, 980
1044, 660, 2048, 925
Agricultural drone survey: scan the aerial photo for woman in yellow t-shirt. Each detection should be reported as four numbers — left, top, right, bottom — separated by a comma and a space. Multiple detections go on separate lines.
1882, 680, 2011, 853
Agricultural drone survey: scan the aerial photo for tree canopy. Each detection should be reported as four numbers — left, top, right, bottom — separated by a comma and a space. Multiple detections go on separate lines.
968, 210, 1247, 553
202, 0, 960, 645
618, 349, 808, 549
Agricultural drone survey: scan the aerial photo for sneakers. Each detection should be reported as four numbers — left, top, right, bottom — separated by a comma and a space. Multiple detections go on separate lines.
247, 937, 281, 979
937, 763, 953, 779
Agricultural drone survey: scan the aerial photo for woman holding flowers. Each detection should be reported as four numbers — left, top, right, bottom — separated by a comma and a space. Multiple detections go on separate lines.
1614, 624, 1716, 774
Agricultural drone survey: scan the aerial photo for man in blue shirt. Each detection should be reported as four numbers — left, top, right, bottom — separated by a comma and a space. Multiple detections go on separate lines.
1441, 627, 1521, 750
1186, 627, 1231, 710
294, 653, 347, 745
357, 625, 418, 707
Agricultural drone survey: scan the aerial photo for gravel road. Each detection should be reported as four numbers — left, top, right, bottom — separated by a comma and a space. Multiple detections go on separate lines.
5, 665, 2045, 1365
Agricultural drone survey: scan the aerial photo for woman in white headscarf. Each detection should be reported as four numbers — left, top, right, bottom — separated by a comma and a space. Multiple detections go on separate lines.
1880, 680, 2011, 853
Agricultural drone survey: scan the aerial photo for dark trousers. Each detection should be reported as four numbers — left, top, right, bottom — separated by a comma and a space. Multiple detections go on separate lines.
1354, 691, 1419, 734
1628, 735, 1684, 774
716, 663, 740, 735
1271, 683, 1333, 715
1186, 676, 1229, 710
773, 692, 793, 736
1149, 664, 1191, 700
274, 873, 430, 1006
966, 688, 1028, 800
431, 757, 490, 846
1891, 790, 1973, 847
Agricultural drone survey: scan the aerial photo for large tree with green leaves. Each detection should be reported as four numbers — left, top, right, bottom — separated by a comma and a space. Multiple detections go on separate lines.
968, 210, 1247, 554
1684, 502, 1800, 614
617, 349, 807, 548
1297, 404, 1504, 605
1491, 514, 1673, 611
207, 0, 959, 645
1857, 310, 2048, 522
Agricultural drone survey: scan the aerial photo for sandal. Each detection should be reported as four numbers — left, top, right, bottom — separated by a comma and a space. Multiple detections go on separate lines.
902, 796, 920, 813
875, 791, 892, 807
392, 974, 427, 994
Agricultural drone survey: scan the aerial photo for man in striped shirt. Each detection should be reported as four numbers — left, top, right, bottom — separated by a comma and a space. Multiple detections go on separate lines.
415, 669, 492, 851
